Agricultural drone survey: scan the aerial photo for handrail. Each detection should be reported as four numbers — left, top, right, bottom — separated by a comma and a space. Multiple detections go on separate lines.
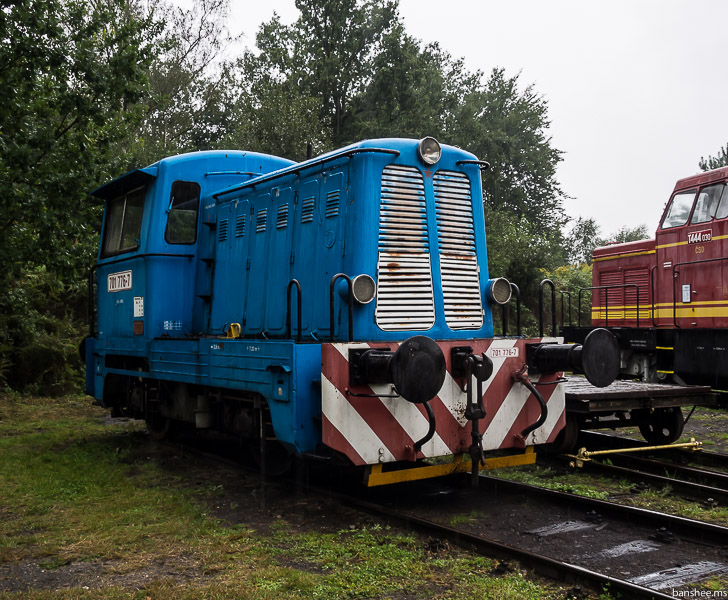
456, 159, 490, 171
538, 279, 556, 337
286, 279, 302, 342
650, 265, 658, 327
671, 255, 728, 328
577, 284, 640, 328
559, 290, 572, 330
214, 148, 400, 200
500, 283, 522, 336
329, 274, 354, 342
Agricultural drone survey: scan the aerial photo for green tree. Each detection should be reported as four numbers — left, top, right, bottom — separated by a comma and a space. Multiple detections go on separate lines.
253, 0, 398, 146
565, 217, 600, 266
598, 224, 650, 246
0, 0, 159, 392
453, 68, 566, 234
699, 143, 728, 171
222, 52, 332, 161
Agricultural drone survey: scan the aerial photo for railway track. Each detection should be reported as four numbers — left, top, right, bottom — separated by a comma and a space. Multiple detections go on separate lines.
539, 433, 728, 505
166, 434, 728, 599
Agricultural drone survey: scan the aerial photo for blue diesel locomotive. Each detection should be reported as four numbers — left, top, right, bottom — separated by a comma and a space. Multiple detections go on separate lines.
84, 138, 617, 485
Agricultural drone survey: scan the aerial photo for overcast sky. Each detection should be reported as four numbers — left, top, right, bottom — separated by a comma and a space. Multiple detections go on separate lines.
222, 0, 728, 237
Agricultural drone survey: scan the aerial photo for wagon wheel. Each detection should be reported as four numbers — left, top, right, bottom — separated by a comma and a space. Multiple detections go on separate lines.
638, 407, 685, 445
547, 415, 580, 454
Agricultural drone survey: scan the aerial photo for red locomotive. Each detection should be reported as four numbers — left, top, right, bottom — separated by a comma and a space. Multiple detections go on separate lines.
561, 166, 727, 444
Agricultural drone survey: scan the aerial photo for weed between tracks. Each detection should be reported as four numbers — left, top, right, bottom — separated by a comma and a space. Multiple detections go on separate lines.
0, 394, 607, 599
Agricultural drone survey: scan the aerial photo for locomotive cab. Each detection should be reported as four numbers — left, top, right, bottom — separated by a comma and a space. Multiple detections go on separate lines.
86, 151, 294, 396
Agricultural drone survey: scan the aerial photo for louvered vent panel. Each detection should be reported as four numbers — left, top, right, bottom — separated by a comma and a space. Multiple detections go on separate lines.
256, 209, 267, 233
301, 197, 315, 223
218, 219, 229, 242
625, 268, 650, 320
325, 190, 340, 218
375, 165, 435, 331
235, 214, 246, 237
277, 204, 289, 229
598, 270, 624, 313
434, 171, 483, 329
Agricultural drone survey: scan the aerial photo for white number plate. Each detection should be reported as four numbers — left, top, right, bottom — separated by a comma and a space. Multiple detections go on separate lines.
487, 347, 519, 359
108, 270, 132, 292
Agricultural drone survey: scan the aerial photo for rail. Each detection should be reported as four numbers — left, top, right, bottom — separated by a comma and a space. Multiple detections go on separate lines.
559, 290, 572, 328
577, 283, 641, 328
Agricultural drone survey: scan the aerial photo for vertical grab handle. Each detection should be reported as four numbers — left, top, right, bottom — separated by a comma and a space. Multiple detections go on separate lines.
539, 279, 556, 338
329, 273, 353, 342
286, 279, 302, 342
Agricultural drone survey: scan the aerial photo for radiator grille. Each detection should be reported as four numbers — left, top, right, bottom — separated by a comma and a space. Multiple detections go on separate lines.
434, 171, 483, 329
375, 166, 435, 331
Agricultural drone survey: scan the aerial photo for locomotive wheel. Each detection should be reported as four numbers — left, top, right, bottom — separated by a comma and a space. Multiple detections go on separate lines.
145, 412, 172, 441
638, 407, 685, 445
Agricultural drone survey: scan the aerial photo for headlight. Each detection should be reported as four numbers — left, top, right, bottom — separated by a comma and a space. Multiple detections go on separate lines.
352, 274, 376, 304
417, 137, 441, 165
485, 278, 512, 305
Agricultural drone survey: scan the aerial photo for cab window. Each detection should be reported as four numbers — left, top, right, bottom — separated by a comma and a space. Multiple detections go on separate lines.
691, 183, 724, 224
165, 181, 201, 244
101, 186, 146, 257
661, 190, 696, 229
714, 184, 728, 220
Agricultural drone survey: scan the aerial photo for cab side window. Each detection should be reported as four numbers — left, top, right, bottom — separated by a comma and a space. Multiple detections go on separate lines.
691, 184, 724, 224
165, 181, 201, 244
661, 190, 696, 229
714, 184, 728, 220
102, 186, 146, 257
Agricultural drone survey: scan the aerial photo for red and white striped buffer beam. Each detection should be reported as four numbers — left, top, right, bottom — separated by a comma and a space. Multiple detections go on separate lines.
321, 338, 566, 466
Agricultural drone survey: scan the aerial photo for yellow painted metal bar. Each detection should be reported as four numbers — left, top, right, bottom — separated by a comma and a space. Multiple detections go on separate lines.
565, 438, 702, 468
364, 448, 537, 487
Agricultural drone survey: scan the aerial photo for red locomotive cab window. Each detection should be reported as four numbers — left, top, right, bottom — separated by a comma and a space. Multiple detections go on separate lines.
660, 189, 696, 229
714, 184, 728, 220
691, 183, 724, 224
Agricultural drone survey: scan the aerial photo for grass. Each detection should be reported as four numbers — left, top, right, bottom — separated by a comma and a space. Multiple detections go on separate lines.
0, 393, 599, 599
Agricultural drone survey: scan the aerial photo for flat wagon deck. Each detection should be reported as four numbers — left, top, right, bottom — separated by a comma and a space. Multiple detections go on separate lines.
559, 378, 717, 447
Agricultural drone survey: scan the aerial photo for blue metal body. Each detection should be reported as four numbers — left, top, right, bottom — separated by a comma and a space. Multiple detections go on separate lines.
87, 141, 498, 456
